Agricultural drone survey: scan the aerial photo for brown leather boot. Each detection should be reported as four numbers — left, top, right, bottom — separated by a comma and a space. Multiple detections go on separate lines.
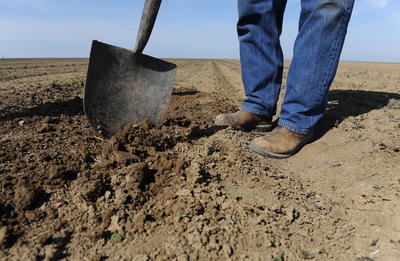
214, 110, 272, 131
249, 126, 313, 159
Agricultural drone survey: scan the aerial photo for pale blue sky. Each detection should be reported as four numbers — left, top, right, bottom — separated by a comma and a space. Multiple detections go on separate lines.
0, 0, 399, 62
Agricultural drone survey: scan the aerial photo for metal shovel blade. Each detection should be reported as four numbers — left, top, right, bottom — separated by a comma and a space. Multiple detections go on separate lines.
84, 40, 177, 137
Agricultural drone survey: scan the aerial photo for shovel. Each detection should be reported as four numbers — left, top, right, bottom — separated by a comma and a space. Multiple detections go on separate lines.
84, 0, 177, 138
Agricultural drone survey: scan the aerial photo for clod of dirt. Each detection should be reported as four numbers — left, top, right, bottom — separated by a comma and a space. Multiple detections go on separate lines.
13, 183, 48, 211
48, 165, 77, 181
109, 121, 186, 156
73, 178, 109, 203
39, 123, 56, 133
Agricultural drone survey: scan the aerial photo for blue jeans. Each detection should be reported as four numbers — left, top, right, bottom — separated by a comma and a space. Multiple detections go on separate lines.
238, 0, 355, 134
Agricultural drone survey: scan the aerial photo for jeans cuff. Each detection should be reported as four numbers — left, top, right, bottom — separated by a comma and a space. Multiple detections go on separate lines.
278, 119, 312, 135
241, 104, 270, 117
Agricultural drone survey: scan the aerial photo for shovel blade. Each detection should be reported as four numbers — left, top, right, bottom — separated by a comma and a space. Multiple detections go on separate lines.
84, 40, 177, 137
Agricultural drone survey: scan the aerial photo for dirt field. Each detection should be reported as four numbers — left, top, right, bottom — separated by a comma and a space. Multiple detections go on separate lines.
0, 58, 399, 261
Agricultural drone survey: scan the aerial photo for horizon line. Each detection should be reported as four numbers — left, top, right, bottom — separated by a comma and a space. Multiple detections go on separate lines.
1, 57, 399, 64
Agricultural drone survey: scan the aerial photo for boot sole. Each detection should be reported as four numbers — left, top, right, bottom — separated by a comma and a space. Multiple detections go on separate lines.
254, 124, 273, 132
249, 143, 292, 159
217, 124, 273, 132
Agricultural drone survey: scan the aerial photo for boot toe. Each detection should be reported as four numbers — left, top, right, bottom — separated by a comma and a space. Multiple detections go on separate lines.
214, 114, 230, 126
249, 135, 292, 159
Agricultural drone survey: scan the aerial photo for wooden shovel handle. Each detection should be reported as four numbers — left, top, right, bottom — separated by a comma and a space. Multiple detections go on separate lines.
134, 0, 162, 54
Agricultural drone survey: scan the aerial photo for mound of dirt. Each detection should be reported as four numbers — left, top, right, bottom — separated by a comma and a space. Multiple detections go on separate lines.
0, 84, 247, 260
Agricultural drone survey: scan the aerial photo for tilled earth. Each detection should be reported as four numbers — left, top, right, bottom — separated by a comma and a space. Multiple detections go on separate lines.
0, 59, 399, 261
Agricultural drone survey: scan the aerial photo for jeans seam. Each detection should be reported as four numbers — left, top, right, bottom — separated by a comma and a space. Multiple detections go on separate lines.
320, 12, 346, 102
345, 0, 350, 13
312, 6, 347, 128
271, 28, 279, 114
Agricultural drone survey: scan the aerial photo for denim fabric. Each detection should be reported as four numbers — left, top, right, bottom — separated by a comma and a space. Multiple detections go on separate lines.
238, 0, 355, 134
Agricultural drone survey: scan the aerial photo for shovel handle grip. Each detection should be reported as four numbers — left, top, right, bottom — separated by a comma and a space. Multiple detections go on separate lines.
134, 0, 162, 54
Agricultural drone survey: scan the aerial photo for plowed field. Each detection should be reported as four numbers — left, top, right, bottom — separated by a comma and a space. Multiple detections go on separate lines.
0, 58, 399, 260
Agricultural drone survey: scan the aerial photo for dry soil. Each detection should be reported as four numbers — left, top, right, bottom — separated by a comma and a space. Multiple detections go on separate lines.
0, 58, 399, 261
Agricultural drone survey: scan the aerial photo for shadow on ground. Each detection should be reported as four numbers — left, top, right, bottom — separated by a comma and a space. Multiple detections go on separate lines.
0, 97, 83, 122
2, 89, 398, 141
314, 89, 400, 140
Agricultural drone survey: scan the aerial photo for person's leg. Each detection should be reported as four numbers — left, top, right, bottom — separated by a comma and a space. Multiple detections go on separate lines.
239, 0, 287, 117
250, 0, 355, 158
278, 0, 355, 134
214, 0, 287, 131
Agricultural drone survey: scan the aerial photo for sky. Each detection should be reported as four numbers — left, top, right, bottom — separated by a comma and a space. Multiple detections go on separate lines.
0, 0, 399, 62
